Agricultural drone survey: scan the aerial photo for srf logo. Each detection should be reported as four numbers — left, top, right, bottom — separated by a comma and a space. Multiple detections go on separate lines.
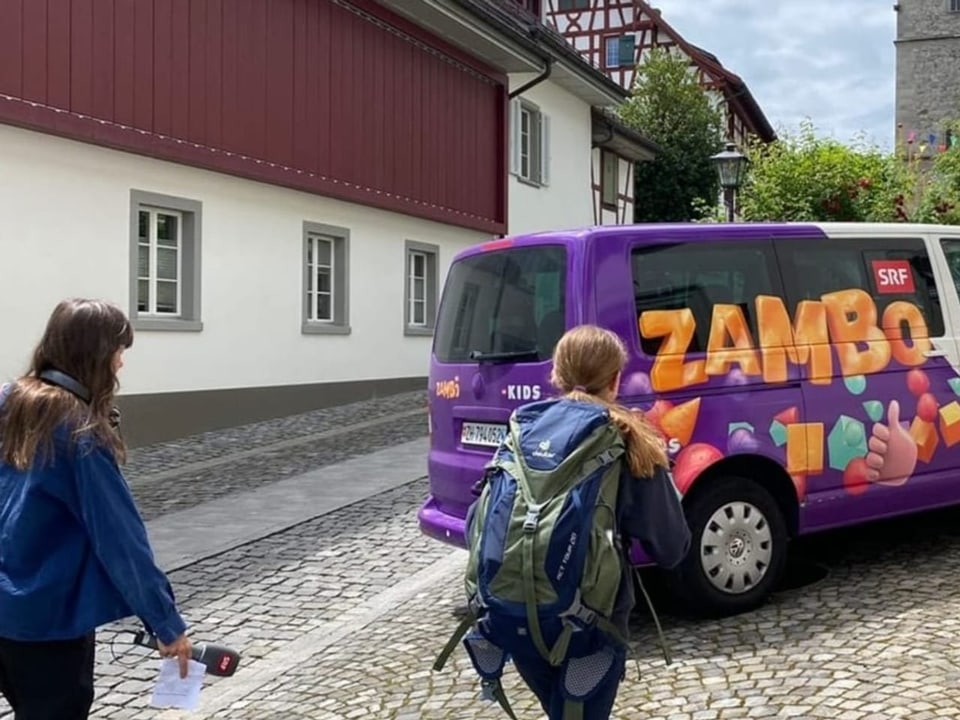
435, 377, 460, 399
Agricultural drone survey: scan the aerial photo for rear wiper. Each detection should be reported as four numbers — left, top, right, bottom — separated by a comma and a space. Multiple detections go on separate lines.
469, 349, 540, 363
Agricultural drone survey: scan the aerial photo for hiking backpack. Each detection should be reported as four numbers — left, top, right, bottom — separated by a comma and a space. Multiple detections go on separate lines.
434, 398, 669, 720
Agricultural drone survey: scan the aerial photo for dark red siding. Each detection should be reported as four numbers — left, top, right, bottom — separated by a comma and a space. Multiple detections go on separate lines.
0, 0, 507, 233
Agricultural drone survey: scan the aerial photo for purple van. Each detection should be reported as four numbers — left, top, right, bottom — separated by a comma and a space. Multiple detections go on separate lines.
419, 223, 960, 615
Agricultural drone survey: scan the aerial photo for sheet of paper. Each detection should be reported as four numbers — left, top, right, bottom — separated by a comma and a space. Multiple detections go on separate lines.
149, 658, 207, 711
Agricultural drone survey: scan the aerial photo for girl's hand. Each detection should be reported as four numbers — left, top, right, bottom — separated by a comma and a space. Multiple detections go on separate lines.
158, 633, 193, 679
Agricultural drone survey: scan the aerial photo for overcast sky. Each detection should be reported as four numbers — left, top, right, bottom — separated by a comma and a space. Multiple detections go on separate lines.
657, 0, 896, 149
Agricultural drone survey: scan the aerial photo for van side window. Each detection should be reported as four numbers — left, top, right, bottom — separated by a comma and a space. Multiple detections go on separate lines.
631, 241, 778, 356
940, 239, 960, 291
778, 237, 945, 338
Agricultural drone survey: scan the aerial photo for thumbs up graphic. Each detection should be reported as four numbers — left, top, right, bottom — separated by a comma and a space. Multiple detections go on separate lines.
864, 400, 918, 487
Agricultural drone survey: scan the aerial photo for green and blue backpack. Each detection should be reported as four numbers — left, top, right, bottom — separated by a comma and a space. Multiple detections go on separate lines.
434, 398, 670, 720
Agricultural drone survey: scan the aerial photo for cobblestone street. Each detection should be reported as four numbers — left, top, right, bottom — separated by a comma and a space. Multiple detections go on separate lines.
5, 390, 960, 718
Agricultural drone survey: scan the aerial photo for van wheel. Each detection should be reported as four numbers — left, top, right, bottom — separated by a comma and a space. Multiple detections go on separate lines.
667, 477, 788, 617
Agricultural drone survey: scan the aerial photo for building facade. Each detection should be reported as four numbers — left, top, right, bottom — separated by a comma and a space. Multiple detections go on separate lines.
542, 0, 776, 146
0, 0, 654, 445
895, 0, 960, 151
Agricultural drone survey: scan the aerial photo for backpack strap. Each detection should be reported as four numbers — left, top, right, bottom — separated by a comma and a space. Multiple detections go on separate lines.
483, 679, 519, 720
562, 700, 584, 720
633, 566, 672, 667
433, 599, 480, 672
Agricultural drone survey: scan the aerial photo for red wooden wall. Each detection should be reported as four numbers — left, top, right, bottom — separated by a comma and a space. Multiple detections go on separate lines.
0, 0, 507, 233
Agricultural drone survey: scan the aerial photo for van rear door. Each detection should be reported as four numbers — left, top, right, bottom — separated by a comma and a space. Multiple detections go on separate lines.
425, 242, 568, 527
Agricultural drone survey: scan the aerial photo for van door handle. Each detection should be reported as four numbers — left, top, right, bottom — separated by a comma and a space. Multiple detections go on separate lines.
923, 349, 948, 358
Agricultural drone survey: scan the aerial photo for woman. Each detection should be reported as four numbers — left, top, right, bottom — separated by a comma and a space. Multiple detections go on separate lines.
511, 324, 691, 720
0, 299, 192, 719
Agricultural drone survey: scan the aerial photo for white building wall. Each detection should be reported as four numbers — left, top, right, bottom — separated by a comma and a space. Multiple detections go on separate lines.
506, 77, 594, 236
0, 124, 487, 396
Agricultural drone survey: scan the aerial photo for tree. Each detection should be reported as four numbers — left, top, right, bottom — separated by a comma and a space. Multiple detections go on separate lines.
620, 48, 725, 222
734, 119, 960, 225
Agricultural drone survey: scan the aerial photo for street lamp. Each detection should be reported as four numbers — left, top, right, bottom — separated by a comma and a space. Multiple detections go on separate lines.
711, 141, 749, 222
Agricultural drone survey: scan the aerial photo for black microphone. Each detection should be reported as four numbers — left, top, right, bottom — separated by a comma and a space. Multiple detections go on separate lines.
132, 631, 241, 677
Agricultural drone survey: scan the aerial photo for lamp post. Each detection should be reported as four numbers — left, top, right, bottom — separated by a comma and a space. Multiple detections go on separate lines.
711, 141, 749, 222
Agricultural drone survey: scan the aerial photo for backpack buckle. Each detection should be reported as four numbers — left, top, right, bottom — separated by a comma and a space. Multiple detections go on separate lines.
560, 593, 598, 628
523, 504, 543, 533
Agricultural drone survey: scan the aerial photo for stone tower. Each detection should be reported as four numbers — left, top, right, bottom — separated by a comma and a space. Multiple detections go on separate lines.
895, 0, 960, 147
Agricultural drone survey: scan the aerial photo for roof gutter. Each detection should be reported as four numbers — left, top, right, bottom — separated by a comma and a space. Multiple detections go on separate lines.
508, 57, 553, 98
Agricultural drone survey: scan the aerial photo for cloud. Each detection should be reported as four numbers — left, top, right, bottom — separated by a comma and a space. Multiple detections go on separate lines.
653, 0, 896, 148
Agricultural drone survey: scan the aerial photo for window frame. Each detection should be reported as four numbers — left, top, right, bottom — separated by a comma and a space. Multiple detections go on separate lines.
631, 239, 783, 358
128, 190, 203, 332
604, 35, 622, 68
302, 222, 351, 335
557, 0, 590, 10
404, 240, 439, 336
600, 150, 619, 209
776, 235, 946, 339
137, 207, 183, 317
510, 98, 550, 187
950, 0, 960, 13
603, 34, 635, 69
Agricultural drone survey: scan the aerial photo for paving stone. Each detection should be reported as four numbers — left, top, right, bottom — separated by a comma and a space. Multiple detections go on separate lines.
9, 389, 960, 718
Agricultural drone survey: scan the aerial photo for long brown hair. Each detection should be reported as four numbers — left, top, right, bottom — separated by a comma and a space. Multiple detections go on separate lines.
0, 299, 134, 469
550, 325, 668, 478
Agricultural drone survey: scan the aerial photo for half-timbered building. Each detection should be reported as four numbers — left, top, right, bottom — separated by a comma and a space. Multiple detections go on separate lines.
0, 0, 655, 444
544, 0, 776, 146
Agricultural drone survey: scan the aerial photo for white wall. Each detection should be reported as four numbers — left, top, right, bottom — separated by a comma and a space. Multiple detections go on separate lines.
0, 124, 487, 396
506, 76, 594, 235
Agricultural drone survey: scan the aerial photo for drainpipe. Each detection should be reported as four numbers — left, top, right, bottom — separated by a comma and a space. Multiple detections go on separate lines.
508, 56, 553, 98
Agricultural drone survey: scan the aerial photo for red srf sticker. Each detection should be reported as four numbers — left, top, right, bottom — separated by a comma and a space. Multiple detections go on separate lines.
872, 260, 915, 294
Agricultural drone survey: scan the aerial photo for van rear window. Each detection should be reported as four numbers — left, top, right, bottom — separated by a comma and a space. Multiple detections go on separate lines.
433, 245, 566, 364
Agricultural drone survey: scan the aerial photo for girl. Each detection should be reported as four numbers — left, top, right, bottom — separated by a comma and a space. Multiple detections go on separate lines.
0, 299, 192, 719
512, 324, 691, 720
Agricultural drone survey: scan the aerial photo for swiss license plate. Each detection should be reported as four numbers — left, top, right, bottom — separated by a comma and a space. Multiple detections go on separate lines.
461, 422, 507, 448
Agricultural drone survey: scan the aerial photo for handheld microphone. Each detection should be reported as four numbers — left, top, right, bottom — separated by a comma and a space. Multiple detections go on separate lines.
132, 631, 241, 677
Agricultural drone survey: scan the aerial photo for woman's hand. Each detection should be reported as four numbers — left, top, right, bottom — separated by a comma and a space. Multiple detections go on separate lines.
158, 633, 193, 678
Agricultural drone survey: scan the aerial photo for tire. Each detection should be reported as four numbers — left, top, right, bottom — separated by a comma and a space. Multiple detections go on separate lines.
666, 476, 788, 618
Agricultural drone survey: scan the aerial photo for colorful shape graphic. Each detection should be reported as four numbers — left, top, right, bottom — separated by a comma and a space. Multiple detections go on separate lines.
909, 417, 939, 464
728, 422, 754, 435
643, 399, 673, 433
620, 371, 652, 396
786, 422, 824, 475
948, 377, 960, 397
672, 443, 724, 495
775, 406, 799, 425
863, 400, 884, 423
907, 368, 930, 397
660, 398, 701, 447
827, 415, 868, 471
769, 420, 788, 447
727, 428, 760, 454
917, 393, 939, 423
843, 375, 867, 396
939, 400, 960, 447
790, 473, 807, 501
843, 457, 870, 496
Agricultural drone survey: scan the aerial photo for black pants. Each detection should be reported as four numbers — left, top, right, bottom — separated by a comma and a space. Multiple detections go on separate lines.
0, 633, 96, 720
